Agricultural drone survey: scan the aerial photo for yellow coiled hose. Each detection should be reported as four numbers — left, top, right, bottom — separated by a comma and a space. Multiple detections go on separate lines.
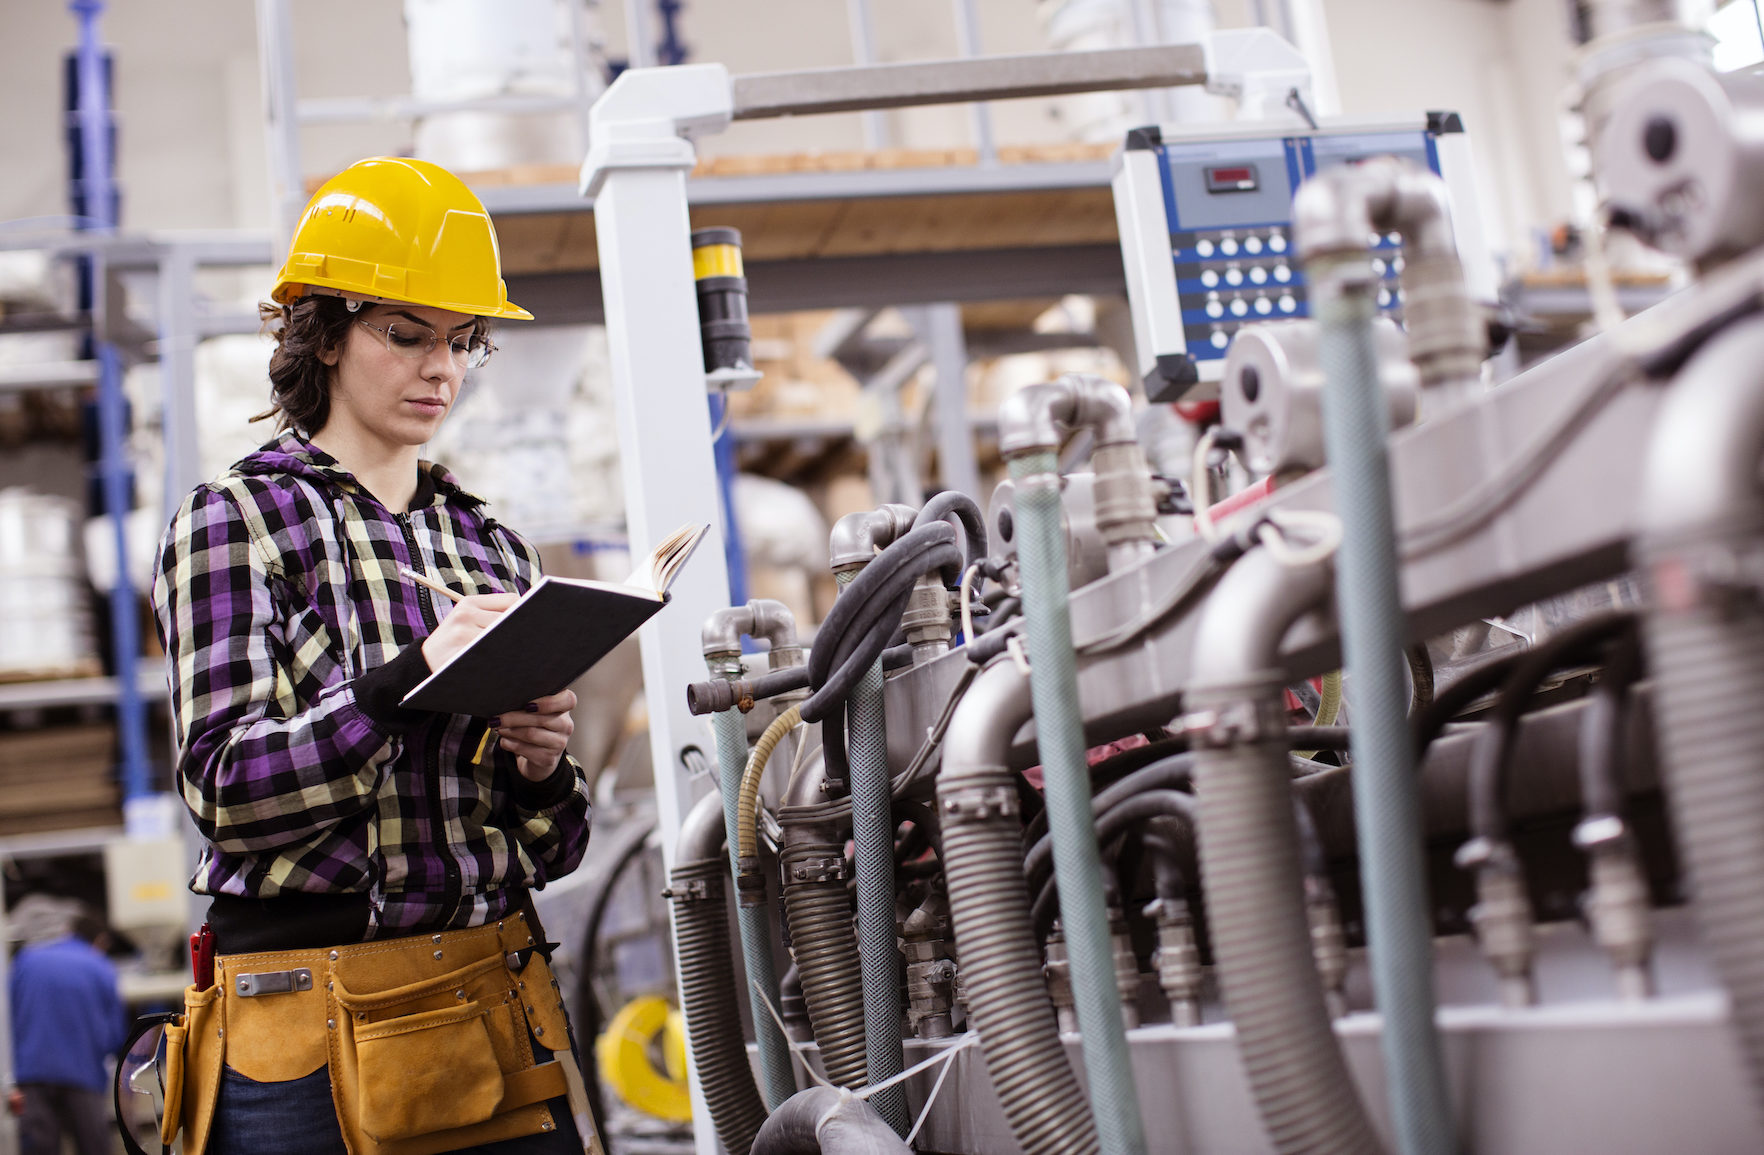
737, 705, 801, 864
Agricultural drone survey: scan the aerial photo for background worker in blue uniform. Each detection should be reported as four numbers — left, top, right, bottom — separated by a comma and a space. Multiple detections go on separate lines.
10, 910, 126, 1155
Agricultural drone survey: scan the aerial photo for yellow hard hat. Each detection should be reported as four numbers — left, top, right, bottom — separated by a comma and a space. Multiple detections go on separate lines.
271, 156, 531, 320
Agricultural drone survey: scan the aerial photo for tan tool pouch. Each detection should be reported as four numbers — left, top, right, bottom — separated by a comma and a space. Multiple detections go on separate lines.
324, 914, 568, 1155
179, 983, 225, 1154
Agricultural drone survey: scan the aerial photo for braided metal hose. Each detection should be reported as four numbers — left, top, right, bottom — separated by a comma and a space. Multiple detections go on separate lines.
711, 705, 797, 1109
1313, 248, 1452, 1154
1006, 448, 1144, 1155
849, 650, 909, 1133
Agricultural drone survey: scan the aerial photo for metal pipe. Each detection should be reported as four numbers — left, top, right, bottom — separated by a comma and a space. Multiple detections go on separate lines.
751, 1086, 912, 1155
1636, 313, 1764, 1116
1299, 162, 1455, 1155
937, 659, 1100, 1155
1001, 375, 1159, 574
829, 505, 918, 571
668, 792, 768, 1155
1186, 548, 1384, 1154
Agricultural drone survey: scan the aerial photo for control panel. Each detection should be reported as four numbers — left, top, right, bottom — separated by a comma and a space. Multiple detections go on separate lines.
1112, 114, 1491, 401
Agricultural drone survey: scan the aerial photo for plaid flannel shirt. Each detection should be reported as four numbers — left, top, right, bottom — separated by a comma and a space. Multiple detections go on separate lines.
152, 430, 592, 937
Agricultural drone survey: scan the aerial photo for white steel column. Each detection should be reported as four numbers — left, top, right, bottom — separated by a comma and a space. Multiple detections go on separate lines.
582, 64, 735, 1155
156, 247, 201, 510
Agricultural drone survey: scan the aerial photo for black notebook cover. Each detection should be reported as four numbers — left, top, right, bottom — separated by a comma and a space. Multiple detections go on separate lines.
401, 577, 666, 717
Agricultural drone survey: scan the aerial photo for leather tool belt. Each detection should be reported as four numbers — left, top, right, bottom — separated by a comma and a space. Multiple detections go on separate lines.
156, 911, 599, 1155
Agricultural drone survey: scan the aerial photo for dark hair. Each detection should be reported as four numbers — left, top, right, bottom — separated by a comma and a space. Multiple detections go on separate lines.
255, 294, 357, 433
254, 295, 492, 433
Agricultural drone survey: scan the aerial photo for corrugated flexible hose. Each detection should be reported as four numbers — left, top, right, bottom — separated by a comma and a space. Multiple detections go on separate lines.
779, 834, 871, 1090
939, 761, 1101, 1155
669, 856, 768, 1155
1639, 315, 1764, 1117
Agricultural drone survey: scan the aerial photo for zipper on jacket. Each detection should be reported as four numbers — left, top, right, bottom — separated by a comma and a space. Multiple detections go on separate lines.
395, 509, 463, 919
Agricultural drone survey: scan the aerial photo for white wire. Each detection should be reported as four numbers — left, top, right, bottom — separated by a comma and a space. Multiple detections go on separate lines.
958, 560, 983, 643
903, 1033, 979, 1145
1257, 508, 1344, 568
749, 974, 980, 1135
709, 386, 734, 440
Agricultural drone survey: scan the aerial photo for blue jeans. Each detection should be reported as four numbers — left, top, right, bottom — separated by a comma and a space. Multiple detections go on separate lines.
207, 1055, 584, 1155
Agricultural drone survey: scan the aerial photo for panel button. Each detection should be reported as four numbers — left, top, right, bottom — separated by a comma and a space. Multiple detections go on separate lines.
1225, 268, 1244, 287
1221, 238, 1240, 256
1254, 297, 1273, 315
1249, 266, 1268, 285
1210, 330, 1229, 349
1273, 264, 1292, 283
1269, 234, 1288, 253
1278, 294, 1297, 313
1201, 269, 1220, 288
1229, 298, 1249, 317
1196, 239, 1216, 257
1244, 236, 1263, 254
1206, 299, 1225, 319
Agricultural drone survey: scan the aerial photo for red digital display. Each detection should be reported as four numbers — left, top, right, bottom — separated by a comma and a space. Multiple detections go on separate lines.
1204, 163, 1260, 193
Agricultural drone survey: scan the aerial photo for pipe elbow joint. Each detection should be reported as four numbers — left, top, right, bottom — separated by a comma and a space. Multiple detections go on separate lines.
999, 375, 1139, 457
829, 505, 919, 570
745, 598, 804, 669
702, 605, 756, 660
1189, 549, 1333, 696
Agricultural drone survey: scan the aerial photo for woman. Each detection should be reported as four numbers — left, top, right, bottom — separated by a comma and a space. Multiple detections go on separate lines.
150, 157, 596, 1155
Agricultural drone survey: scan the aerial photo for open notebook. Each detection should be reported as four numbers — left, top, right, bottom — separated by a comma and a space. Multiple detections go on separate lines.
401, 523, 710, 717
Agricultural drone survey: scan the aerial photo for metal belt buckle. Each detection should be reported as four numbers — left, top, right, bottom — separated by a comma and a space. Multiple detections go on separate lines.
235, 968, 314, 997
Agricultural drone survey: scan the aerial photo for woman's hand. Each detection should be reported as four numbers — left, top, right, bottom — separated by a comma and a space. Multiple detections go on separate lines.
492, 690, 578, 781
420, 593, 518, 671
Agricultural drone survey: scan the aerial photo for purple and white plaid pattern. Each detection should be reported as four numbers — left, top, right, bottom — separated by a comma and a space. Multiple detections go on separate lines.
152, 430, 591, 936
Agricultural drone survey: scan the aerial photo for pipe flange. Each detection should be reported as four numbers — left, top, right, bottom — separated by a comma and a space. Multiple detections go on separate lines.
786, 855, 848, 884
1177, 697, 1288, 748
939, 783, 1020, 824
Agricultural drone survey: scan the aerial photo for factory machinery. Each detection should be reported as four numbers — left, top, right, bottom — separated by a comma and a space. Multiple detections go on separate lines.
619, 24, 1764, 1155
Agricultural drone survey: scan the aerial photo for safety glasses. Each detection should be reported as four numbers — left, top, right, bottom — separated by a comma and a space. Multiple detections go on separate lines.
356, 319, 494, 369
114, 1012, 179, 1155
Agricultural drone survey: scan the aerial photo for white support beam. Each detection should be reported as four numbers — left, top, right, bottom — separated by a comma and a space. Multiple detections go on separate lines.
583, 63, 736, 1155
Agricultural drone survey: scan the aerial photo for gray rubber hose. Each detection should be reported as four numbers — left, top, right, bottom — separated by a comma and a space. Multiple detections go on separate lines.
668, 792, 768, 1155
1637, 315, 1764, 1116
712, 704, 798, 1109
1314, 255, 1453, 1154
1006, 448, 1145, 1155
752, 1086, 913, 1155
937, 659, 1100, 1155
1187, 548, 1383, 1155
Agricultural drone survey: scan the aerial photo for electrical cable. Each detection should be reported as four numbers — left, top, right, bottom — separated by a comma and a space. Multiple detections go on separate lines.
1030, 790, 1197, 938
1578, 620, 1643, 822
1466, 611, 1637, 846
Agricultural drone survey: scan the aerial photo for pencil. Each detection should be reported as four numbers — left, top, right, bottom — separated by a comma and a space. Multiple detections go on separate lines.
399, 566, 465, 604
